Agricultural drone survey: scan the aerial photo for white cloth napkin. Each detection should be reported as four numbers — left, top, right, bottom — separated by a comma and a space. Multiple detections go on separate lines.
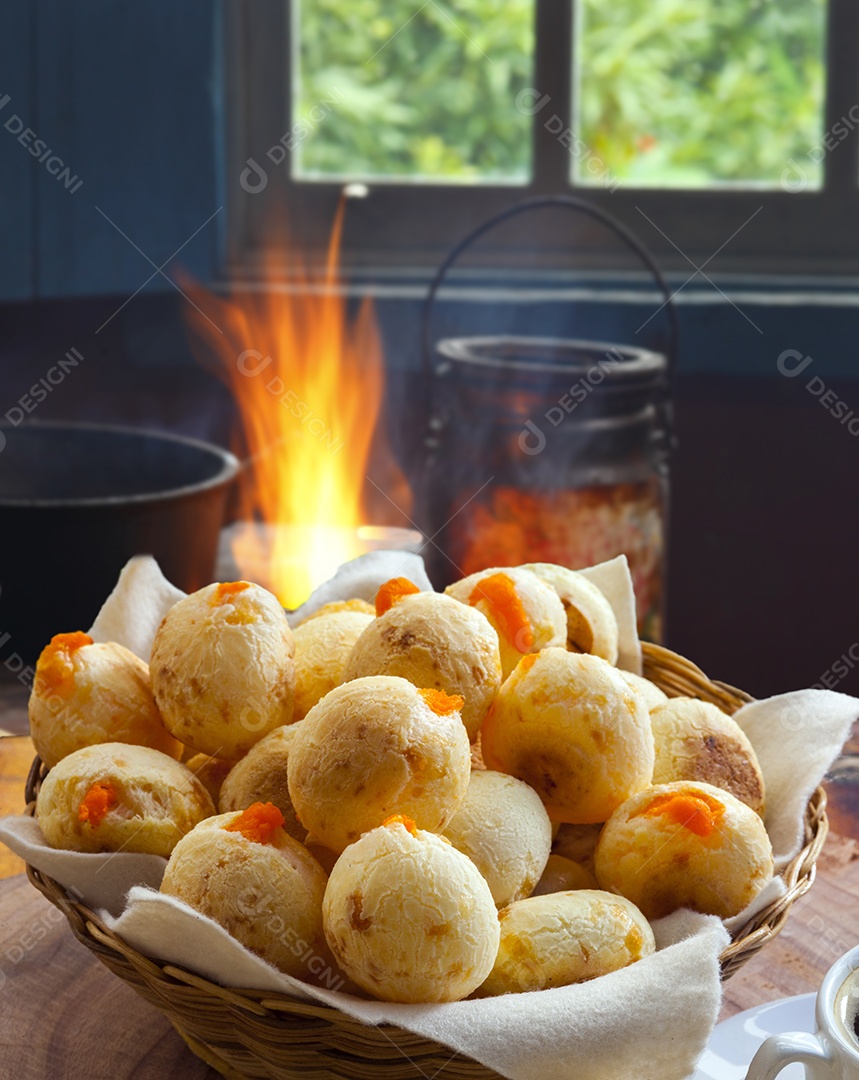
287, 548, 434, 625
0, 815, 166, 916
2, 555, 856, 1080
98, 888, 729, 1080
88, 555, 186, 661
578, 554, 642, 675
733, 690, 856, 867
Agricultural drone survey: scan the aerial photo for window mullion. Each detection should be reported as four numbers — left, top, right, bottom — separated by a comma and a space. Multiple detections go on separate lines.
822, 0, 859, 194
532, 0, 573, 193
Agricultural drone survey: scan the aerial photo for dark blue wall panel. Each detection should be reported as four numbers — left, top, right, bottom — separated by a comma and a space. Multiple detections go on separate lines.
0, 4, 35, 298
31, 0, 220, 298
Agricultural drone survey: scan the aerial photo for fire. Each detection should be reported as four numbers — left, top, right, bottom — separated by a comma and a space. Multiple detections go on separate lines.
182, 205, 411, 609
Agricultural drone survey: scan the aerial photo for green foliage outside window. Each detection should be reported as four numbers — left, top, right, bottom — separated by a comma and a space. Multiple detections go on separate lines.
577, 0, 826, 187
294, 0, 826, 188
294, 0, 533, 181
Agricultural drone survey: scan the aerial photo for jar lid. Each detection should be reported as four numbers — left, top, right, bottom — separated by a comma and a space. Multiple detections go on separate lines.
435, 336, 666, 385
434, 336, 669, 422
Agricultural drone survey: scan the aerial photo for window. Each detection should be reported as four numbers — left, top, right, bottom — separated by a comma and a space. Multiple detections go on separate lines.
575, 0, 825, 190
293, 0, 534, 183
226, 0, 859, 275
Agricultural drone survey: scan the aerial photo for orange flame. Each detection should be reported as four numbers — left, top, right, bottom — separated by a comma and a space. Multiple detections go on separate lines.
182, 206, 411, 609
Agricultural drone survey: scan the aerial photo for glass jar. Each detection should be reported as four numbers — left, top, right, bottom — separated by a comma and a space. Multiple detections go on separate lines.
422, 336, 670, 641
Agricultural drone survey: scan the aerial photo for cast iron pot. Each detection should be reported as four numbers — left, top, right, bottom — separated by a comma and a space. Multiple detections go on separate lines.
0, 421, 239, 668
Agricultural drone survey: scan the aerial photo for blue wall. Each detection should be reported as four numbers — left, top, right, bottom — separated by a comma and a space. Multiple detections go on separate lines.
0, 0, 221, 300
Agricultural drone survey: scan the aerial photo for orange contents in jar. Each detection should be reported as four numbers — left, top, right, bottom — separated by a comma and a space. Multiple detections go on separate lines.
451, 481, 664, 641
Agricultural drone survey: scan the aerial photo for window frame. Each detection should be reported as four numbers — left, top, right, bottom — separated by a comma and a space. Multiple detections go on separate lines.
223, 0, 859, 278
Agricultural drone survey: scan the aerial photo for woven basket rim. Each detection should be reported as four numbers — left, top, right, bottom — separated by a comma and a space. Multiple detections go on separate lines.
22, 641, 829, 1012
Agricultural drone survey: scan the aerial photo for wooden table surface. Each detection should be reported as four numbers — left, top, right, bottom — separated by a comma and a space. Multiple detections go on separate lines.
1, 692, 858, 1079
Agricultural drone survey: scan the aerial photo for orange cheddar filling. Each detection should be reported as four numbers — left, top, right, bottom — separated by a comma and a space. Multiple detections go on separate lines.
37, 631, 93, 697
468, 573, 534, 652
213, 581, 251, 605
383, 814, 418, 836
516, 652, 539, 676
224, 801, 284, 844
418, 687, 464, 715
640, 792, 725, 838
78, 781, 117, 827
375, 577, 420, 616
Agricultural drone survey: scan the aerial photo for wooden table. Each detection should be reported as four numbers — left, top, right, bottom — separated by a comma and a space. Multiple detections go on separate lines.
2, 712, 858, 1077
0, 876, 217, 1079
0, 734, 34, 877
0, 680, 29, 739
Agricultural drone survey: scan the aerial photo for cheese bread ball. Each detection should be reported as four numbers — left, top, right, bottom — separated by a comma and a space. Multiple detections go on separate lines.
150, 581, 295, 761
298, 598, 375, 623
219, 725, 305, 843
184, 753, 234, 807
650, 697, 766, 814
443, 770, 552, 908
293, 610, 374, 720
288, 677, 471, 853
552, 823, 604, 872
161, 804, 331, 983
594, 781, 774, 920
482, 649, 654, 824
619, 671, 669, 711
322, 817, 500, 1002
344, 591, 502, 741
470, 734, 487, 771
531, 854, 599, 896
36, 743, 215, 856
29, 633, 181, 768
479, 890, 654, 996
522, 563, 619, 664
445, 568, 565, 679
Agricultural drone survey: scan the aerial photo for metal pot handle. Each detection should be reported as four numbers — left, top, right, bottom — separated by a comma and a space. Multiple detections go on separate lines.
419, 194, 679, 442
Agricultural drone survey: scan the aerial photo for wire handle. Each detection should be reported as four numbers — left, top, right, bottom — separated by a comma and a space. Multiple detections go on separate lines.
420, 194, 679, 435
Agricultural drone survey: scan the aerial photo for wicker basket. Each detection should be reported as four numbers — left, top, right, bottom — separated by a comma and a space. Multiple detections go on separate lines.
24, 642, 828, 1080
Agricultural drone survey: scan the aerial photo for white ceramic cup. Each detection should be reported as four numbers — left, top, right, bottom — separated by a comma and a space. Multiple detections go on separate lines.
745, 945, 859, 1079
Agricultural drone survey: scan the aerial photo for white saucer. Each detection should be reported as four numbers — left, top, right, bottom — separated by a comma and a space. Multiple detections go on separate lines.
691, 993, 816, 1079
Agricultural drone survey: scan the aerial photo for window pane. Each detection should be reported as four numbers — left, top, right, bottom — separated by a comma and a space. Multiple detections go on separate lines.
293, 0, 534, 183
574, 0, 827, 189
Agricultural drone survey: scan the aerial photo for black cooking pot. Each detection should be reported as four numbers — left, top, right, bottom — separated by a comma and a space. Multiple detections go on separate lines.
0, 421, 239, 668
